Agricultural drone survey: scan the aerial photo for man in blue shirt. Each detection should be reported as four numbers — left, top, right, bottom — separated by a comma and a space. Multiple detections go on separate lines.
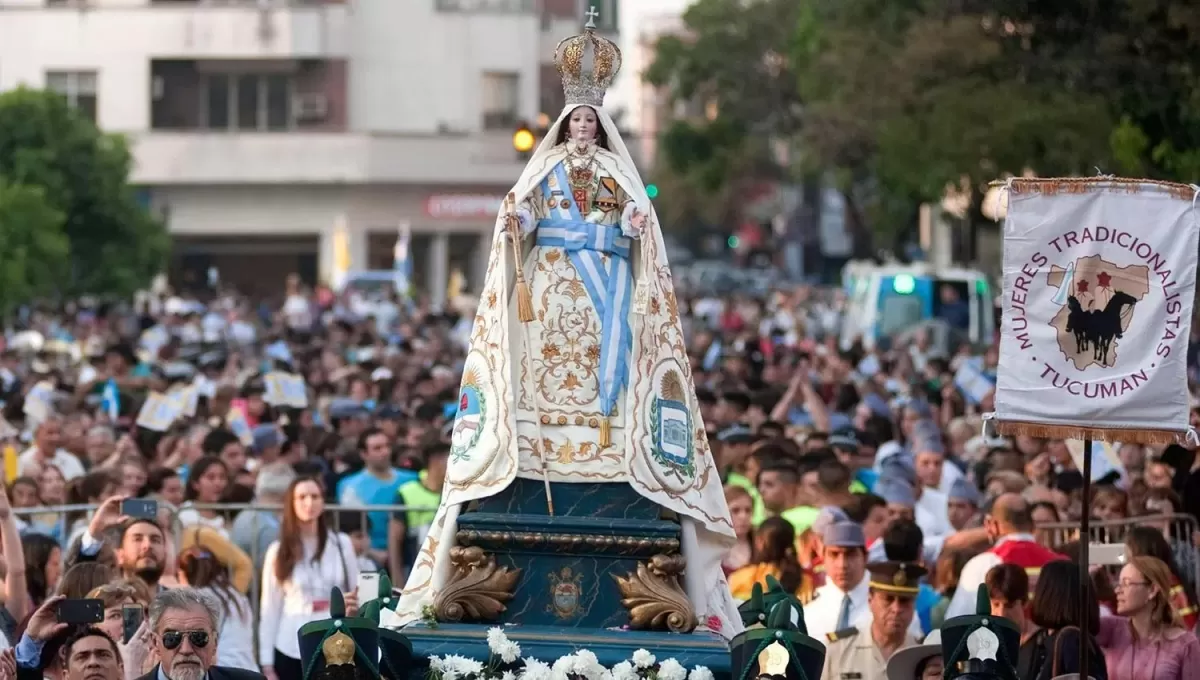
337, 427, 416, 567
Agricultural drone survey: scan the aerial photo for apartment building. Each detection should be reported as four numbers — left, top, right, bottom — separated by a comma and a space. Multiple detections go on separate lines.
0, 0, 619, 300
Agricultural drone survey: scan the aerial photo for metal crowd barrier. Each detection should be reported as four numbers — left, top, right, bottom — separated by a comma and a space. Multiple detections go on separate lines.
1036, 512, 1200, 593
10, 501, 438, 621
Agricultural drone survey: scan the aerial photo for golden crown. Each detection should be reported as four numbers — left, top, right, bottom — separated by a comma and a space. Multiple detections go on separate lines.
554, 6, 622, 108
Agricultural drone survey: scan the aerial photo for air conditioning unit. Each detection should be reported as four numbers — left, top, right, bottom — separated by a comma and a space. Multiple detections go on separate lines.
292, 93, 329, 122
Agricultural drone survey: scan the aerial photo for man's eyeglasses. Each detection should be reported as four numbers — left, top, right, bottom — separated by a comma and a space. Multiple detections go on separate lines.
161, 630, 210, 650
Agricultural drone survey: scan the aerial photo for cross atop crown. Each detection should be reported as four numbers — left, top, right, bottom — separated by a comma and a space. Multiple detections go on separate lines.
584, 4, 600, 29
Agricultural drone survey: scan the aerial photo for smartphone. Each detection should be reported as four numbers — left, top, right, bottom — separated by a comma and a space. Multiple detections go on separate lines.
1089, 543, 1127, 566
121, 499, 158, 520
122, 605, 143, 644
357, 573, 381, 602
57, 599, 104, 624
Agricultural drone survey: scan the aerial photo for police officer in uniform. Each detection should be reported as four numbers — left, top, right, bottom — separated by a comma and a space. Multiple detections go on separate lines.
820, 561, 925, 680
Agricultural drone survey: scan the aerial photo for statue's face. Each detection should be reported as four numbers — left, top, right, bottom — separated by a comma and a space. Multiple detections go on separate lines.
568, 106, 599, 143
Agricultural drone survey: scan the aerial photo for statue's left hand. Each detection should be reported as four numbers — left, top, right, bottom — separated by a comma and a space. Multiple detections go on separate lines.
630, 210, 647, 232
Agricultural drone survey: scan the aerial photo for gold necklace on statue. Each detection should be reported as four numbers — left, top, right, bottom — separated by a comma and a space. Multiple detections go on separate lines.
565, 141, 599, 212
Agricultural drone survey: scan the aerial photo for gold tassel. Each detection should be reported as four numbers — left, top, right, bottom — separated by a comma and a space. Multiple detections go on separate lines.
515, 277, 534, 323
505, 191, 535, 323
599, 417, 611, 448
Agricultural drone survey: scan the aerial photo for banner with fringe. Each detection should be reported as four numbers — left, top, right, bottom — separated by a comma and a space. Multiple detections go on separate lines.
991, 177, 1199, 444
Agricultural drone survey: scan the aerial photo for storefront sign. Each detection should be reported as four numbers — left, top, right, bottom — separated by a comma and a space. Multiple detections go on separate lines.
425, 194, 505, 220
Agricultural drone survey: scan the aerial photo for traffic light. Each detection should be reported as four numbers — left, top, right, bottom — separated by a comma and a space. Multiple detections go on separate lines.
513, 124, 536, 159
646, 183, 659, 199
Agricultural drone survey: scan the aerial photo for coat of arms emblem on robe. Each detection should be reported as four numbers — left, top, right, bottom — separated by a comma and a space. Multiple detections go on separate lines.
451, 368, 487, 462
649, 371, 695, 481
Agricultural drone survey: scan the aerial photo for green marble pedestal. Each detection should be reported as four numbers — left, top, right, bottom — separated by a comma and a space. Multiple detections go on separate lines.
403, 479, 731, 677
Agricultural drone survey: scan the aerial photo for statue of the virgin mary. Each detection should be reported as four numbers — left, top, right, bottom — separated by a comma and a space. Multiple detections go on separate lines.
394, 12, 742, 639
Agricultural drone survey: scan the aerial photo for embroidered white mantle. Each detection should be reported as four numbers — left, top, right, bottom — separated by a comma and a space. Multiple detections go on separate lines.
393, 105, 741, 639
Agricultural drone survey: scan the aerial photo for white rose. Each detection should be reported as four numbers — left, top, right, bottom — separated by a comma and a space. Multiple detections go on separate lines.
487, 627, 510, 654
611, 661, 639, 680
573, 650, 604, 680
688, 667, 714, 680
658, 659, 686, 680
631, 649, 656, 669
499, 640, 522, 664
521, 658, 553, 680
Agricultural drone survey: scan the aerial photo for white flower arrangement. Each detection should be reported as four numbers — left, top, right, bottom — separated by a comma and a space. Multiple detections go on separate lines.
426, 629, 714, 680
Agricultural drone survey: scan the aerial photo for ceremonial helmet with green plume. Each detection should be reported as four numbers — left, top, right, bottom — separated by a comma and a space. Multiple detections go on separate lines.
297, 588, 381, 680
737, 575, 799, 629
357, 572, 415, 680
730, 594, 825, 680
938, 585, 1020, 680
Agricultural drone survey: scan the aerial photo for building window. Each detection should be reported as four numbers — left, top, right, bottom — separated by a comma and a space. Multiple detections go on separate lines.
481, 72, 519, 130
46, 71, 98, 122
200, 73, 292, 131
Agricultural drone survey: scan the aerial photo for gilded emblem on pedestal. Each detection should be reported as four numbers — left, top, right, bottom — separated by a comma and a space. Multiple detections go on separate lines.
547, 566, 584, 620
649, 371, 696, 481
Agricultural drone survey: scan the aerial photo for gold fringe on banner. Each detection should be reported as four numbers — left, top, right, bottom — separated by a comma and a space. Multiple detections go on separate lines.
988, 176, 1195, 201
994, 420, 1185, 445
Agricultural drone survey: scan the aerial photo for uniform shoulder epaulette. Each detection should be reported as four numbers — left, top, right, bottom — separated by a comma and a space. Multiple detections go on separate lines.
826, 627, 859, 642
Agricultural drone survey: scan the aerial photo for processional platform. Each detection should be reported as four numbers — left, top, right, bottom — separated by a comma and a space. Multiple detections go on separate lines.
403, 479, 732, 676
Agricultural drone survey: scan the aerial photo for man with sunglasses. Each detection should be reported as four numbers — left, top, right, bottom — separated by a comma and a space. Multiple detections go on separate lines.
135, 589, 264, 680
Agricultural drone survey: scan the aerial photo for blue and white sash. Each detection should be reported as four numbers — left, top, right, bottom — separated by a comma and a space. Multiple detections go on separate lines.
534, 163, 634, 420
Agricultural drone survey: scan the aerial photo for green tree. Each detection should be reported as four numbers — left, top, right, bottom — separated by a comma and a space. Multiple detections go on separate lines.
645, 0, 803, 237
0, 179, 70, 312
794, 1, 1115, 247
0, 87, 168, 297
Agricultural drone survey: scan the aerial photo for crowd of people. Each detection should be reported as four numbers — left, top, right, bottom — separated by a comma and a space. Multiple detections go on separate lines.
0, 280, 1196, 680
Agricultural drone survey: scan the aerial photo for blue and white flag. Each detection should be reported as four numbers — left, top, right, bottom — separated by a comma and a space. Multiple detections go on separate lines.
394, 222, 412, 297
100, 379, 120, 420
1066, 439, 1126, 486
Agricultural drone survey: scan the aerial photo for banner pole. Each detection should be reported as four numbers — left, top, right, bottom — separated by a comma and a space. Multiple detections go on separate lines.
1080, 436, 1093, 680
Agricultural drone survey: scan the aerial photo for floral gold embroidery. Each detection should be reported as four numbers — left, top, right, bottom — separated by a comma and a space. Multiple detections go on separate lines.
586, 345, 601, 363
546, 249, 561, 264
650, 297, 661, 315
487, 291, 498, 308
561, 373, 581, 391
542, 344, 561, 360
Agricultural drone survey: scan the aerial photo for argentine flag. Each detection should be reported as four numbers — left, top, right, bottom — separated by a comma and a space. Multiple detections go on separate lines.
394, 222, 413, 298
1053, 260, 1076, 306
100, 379, 120, 420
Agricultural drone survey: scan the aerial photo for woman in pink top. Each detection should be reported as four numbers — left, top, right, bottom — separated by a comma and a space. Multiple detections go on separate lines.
1099, 556, 1200, 680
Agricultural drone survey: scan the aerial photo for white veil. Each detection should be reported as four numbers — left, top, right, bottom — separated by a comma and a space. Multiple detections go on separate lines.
506, 104, 652, 218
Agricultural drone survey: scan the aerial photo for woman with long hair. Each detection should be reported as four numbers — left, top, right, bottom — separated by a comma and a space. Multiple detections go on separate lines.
722, 484, 753, 575
21, 534, 60, 608
178, 455, 231, 537
178, 543, 256, 671
258, 476, 358, 680
727, 516, 810, 602
1016, 559, 1108, 680
31, 465, 67, 542
1098, 556, 1200, 680
1125, 526, 1198, 631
